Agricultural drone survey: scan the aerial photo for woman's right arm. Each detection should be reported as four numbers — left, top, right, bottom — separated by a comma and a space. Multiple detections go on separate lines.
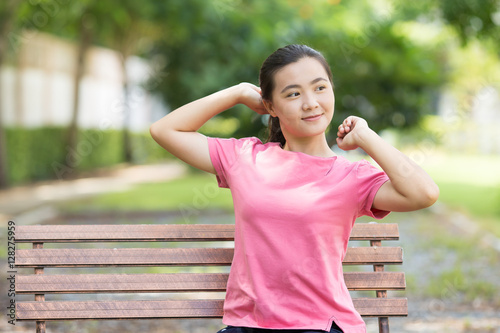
149, 83, 266, 174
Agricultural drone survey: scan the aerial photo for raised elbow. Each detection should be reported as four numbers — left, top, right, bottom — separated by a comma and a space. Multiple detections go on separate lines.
420, 183, 440, 209
149, 123, 157, 138
149, 122, 162, 141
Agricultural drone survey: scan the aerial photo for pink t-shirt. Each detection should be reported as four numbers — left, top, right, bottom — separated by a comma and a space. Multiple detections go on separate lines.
207, 136, 390, 332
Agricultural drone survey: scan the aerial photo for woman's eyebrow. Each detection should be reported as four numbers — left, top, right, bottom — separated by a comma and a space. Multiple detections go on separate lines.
280, 77, 329, 93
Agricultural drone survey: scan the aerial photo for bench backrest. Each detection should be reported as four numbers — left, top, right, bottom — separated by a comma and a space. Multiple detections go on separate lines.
15, 223, 407, 333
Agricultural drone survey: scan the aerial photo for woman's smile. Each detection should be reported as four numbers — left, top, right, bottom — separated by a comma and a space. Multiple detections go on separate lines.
302, 113, 324, 121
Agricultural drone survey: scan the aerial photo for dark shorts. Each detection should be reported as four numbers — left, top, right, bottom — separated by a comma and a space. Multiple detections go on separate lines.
216, 321, 344, 333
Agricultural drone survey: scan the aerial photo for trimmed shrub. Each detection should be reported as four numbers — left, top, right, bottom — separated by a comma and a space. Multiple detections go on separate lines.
4, 127, 173, 185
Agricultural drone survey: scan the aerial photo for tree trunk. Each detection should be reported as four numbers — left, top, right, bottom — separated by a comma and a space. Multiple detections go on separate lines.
0, 0, 24, 188
0, 70, 8, 189
66, 16, 92, 177
120, 54, 133, 163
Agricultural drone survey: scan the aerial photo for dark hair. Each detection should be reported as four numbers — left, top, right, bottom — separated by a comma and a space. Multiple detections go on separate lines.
259, 44, 333, 147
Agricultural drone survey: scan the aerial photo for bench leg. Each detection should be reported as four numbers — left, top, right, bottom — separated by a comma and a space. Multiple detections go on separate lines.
36, 320, 46, 333
378, 317, 389, 333
33, 243, 46, 333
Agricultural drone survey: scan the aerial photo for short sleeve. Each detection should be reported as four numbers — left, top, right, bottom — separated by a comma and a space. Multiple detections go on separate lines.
207, 137, 238, 188
207, 137, 261, 189
356, 160, 391, 219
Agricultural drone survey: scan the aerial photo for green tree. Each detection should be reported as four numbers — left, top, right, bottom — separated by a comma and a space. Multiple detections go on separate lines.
148, 0, 299, 139
7, 0, 98, 179
148, 0, 446, 144
14, 1, 159, 168
91, 0, 159, 162
439, 0, 500, 44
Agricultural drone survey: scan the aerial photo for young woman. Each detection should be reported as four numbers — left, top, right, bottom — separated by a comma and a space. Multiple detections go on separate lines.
150, 44, 439, 333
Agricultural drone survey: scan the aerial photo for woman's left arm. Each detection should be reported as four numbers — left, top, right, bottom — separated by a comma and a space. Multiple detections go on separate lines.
337, 116, 439, 212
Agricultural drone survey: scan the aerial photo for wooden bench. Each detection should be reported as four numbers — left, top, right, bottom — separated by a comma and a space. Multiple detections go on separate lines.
15, 223, 407, 333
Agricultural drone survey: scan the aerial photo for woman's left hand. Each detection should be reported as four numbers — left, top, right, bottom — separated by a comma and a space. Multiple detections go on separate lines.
336, 116, 370, 151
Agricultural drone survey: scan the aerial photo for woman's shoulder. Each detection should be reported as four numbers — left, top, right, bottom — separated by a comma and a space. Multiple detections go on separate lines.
237, 137, 279, 152
208, 136, 276, 155
209, 136, 261, 144
333, 155, 382, 174
335, 155, 374, 166
336, 156, 387, 182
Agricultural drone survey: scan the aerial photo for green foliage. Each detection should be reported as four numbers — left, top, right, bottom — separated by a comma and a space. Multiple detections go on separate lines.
75, 129, 124, 171
4, 127, 171, 185
3, 0, 498, 185
5, 127, 66, 184
439, 0, 500, 45
320, 23, 444, 137
199, 116, 241, 138
148, 0, 447, 139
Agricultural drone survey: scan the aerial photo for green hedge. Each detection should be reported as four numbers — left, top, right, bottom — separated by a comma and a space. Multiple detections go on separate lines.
6, 127, 66, 184
131, 131, 174, 164
5, 127, 172, 186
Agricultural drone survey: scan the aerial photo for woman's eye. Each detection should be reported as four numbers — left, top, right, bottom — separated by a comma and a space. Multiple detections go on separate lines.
287, 92, 299, 98
316, 85, 327, 91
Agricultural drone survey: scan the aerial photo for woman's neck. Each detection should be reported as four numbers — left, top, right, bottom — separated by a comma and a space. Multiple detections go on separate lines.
282, 136, 336, 158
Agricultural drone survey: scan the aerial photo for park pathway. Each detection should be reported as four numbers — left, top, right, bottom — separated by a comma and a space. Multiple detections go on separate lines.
0, 161, 187, 224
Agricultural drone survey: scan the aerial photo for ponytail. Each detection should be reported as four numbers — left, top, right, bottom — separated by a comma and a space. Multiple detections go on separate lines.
267, 116, 286, 147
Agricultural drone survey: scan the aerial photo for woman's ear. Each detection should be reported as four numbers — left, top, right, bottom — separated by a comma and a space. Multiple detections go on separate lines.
263, 100, 277, 117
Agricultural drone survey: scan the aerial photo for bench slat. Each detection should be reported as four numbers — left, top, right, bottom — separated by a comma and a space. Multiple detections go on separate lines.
353, 298, 408, 317
15, 223, 399, 242
344, 272, 405, 290
15, 247, 402, 267
16, 298, 408, 321
15, 224, 235, 243
17, 273, 229, 293
16, 272, 405, 294
349, 223, 399, 241
16, 248, 234, 267
16, 300, 224, 320
343, 247, 403, 265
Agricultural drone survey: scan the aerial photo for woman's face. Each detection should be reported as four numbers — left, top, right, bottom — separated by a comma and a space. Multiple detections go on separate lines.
266, 57, 335, 141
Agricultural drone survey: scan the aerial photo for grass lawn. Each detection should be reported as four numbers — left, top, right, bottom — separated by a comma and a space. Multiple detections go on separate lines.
418, 152, 500, 237
60, 171, 234, 213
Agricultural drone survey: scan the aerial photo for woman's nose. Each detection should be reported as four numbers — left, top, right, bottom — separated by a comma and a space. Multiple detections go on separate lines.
302, 93, 319, 110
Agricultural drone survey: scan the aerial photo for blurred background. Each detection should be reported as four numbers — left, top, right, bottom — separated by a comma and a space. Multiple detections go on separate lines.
0, 0, 499, 332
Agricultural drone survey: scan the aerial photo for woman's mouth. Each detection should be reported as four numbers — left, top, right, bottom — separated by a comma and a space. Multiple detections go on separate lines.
302, 114, 323, 121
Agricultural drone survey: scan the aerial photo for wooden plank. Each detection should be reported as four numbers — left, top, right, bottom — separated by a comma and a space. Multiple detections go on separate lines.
15, 224, 235, 243
15, 223, 398, 243
343, 247, 402, 265
352, 298, 408, 317
349, 223, 399, 241
16, 298, 407, 321
344, 272, 405, 290
16, 300, 224, 321
16, 272, 405, 294
15, 247, 402, 268
15, 248, 235, 267
16, 273, 230, 293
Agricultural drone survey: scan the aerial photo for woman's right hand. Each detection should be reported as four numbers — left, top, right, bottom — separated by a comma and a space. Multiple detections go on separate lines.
237, 82, 268, 115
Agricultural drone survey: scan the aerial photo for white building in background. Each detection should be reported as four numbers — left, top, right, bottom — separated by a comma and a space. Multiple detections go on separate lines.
0, 31, 167, 132
437, 87, 500, 155
471, 86, 500, 155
